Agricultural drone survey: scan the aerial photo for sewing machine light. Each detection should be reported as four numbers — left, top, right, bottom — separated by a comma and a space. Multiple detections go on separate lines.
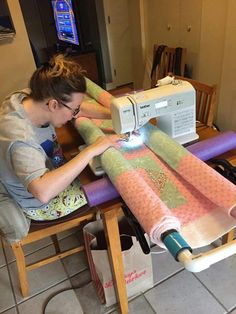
122, 133, 144, 148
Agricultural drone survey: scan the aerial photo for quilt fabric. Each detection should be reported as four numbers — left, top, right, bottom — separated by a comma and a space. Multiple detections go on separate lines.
75, 79, 236, 248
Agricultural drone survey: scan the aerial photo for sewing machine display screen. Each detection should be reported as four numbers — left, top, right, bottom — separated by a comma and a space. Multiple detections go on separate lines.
155, 100, 168, 109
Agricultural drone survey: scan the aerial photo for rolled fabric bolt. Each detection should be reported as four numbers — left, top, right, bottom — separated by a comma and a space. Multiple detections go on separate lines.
82, 177, 120, 207
187, 131, 236, 161
83, 131, 236, 207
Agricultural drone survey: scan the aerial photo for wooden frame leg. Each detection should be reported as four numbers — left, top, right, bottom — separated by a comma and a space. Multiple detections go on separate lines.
222, 229, 235, 244
51, 234, 60, 254
11, 242, 29, 297
102, 208, 128, 314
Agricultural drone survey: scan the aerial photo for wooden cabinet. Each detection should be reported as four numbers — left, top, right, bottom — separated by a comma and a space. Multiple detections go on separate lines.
147, 0, 180, 47
72, 52, 100, 84
146, 0, 202, 77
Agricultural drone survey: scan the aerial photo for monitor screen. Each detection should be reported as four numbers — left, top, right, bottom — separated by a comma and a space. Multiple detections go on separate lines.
51, 0, 79, 46
0, 0, 15, 39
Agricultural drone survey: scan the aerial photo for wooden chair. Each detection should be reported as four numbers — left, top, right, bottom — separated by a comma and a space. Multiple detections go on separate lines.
11, 207, 96, 297
175, 76, 217, 127
151, 44, 187, 87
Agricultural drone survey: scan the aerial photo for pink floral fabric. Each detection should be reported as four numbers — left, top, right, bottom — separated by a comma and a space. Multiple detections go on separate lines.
77, 80, 236, 248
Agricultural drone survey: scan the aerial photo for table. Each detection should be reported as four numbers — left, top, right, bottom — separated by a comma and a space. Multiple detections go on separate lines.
58, 122, 236, 314
87, 123, 236, 314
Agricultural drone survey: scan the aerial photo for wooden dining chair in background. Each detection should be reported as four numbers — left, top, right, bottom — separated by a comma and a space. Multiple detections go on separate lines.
151, 44, 187, 88
174, 76, 217, 127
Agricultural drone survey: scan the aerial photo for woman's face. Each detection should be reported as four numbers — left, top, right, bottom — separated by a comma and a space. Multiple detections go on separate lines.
51, 92, 84, 127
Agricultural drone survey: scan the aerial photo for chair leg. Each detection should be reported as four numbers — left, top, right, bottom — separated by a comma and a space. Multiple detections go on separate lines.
11, 242, 29, 297
222, 229, 235, 244
51, 234, 60, 254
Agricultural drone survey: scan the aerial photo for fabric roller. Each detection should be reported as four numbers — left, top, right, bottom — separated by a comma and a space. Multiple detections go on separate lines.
187, 131, 236, 161
82, 131, 236, 208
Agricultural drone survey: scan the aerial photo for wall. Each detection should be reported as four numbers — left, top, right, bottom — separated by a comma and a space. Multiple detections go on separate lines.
143, 0, 202, 79
0, 0, 35, 102
2, 1, 235, 132
217, 0, 236, 131
197, 1, 227, 85
128, 0, 145, 89
141, 0, 236, 131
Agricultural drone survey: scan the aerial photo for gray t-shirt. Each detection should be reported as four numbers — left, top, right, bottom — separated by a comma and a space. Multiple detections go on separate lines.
0, 90, 65, 211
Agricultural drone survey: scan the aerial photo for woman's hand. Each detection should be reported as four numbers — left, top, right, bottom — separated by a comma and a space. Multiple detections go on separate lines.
87, 135, 119, 157
28, 134, 120, 203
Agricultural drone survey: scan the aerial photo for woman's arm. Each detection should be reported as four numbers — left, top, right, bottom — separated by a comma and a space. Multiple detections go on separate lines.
28, 135, 118, 203
78, 100, 111, 119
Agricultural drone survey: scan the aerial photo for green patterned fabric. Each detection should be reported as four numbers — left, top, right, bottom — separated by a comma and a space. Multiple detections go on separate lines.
129, 156, 186, 208
85, 77, 107, 101
77, 118, 105, 144
76, 118, 133, 182
102, 148, 133, 182
25, 179, 87, 221
140, 123, 189, 169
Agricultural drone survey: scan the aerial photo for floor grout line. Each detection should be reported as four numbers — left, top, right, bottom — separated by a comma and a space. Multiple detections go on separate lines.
0, 231, 86, 313
2, 230, 80, 266
14, 237, 87, 306
16, 276, 71, 306
228, 306, 236, 314
0, 306, 17, 314
0, 238, 19, 314
151, 267, 185, 289
193, 273, 229, 312
3, 232, 234, 314
143, 293, 158, 314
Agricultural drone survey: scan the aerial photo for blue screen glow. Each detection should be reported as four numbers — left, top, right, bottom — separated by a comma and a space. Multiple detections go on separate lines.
51, 0, 79, 45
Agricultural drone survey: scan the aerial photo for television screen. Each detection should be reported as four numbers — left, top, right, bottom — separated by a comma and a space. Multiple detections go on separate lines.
0, 0, 15, 40
51, 0, 79, 46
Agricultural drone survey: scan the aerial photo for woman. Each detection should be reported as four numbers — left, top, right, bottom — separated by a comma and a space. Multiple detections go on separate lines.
0, 54, 118, 222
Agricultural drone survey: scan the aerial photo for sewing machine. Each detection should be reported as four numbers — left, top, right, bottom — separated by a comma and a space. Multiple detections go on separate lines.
111, 80, 199, 145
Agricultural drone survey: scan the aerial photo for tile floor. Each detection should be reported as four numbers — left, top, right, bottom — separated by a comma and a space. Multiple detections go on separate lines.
1, 228, 236, 314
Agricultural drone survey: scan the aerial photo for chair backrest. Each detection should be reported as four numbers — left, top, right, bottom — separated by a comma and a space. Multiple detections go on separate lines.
175, 76, 217, 127
151, 44, 187, 87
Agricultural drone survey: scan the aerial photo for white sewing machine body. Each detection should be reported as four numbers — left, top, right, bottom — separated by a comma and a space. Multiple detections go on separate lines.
111, 80, 199, 144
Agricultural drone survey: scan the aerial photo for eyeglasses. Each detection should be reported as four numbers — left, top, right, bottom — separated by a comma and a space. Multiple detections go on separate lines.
46, 100, 80, 118
59, 101, 81, 118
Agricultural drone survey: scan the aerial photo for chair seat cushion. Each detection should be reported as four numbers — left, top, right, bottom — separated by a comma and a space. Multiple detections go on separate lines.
29, 204, 92, 231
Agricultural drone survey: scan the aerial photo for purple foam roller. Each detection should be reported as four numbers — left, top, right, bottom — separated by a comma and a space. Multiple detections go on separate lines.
187, 131, 236, 161
83, 131, 236, 207
82, 177, 120, 207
